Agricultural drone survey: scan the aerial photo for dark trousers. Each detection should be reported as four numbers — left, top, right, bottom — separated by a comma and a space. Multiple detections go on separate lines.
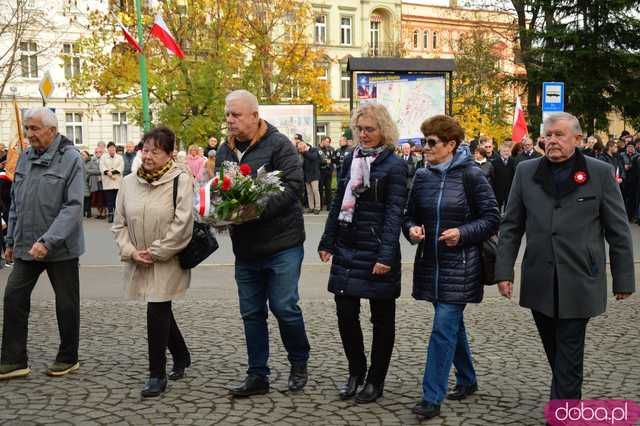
83, 196, 92, 218
1, 258, 80, 365
532, 310, 589, 400
103, 189, 118, 210
335, 295, 396, 386
319, 170, 333, 210
147, 301, 190, 378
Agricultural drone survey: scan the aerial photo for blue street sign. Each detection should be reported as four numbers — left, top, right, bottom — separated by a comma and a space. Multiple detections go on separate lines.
542, 82, 565, 112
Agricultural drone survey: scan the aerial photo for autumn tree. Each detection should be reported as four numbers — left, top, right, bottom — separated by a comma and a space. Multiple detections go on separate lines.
70, 0, 331, 147
453, 31, 513, 142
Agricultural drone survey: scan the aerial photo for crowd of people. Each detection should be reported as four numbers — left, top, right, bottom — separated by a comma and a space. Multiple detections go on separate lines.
0, 95, 635, 423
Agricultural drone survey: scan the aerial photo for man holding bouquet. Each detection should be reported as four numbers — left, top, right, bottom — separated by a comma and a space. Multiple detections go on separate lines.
216, 90, 310, 396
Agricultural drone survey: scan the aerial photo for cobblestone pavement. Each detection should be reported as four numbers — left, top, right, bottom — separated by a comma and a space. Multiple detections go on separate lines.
0, 284, 638, 425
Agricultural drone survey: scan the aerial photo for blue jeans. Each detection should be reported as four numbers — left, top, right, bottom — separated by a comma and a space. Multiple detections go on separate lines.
235, 245, 310, 377
422, 302, 476, 404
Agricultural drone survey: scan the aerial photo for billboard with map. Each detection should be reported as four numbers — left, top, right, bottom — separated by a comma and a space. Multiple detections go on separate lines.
258, 104, 315, 144
357, 74, 446, 141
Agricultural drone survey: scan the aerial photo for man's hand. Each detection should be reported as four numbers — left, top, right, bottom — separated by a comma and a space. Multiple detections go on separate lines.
439, 228, 461, 247
615, 293, 632, 300
132, 249, 153, 266
319, 250, 332, 263
4, 248, 13, 263
28, 242, 48, 260
409, 226, 425, 243
497, 281, 513, 299
372, 263, 391, 275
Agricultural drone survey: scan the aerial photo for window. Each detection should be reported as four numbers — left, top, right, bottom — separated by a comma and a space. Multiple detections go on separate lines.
413, 30, 419, 49
112, 112, 128, 145
433, 31, 439, 50
316, 123, 328, 146
287, 78, 300, 99
65, 112, 83, 145
340, 65, 351, 99
423, 30, 429, 49
20, 42, 38, 78
63, 43, 81, 79
318, 63, 329, 95
314, 15, 326, 44
340, 16, 352, 46
370, 21, 380, 56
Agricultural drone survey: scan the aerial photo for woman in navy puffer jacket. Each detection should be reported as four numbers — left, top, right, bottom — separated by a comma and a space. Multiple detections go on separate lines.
318, 103, 408, 404
404, 115, 500, 419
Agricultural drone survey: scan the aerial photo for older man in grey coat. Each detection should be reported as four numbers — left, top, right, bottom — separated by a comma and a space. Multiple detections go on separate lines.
495, 112, 634, 401
0, 108, 85, 380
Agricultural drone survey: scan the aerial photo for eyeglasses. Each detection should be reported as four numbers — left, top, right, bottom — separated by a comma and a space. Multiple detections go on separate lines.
425, 137, 442, 148
355, 126, 378, 134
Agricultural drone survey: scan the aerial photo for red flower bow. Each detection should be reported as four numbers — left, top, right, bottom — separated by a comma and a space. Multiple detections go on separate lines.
239, 163, 252, 177
573, 171, 587, 185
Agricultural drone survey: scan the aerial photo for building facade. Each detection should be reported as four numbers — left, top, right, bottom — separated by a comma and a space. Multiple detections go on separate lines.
0, 0, 141, 151
309, 0, 403, 145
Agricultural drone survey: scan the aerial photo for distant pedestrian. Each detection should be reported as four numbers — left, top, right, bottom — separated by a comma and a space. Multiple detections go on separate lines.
491, 143, 516, 212
100, 142, 124, 223
0, 107, 85, 380
297, 135, 322, 214
318, 136, 335, 211
87, 146, 106, 219
122, 142, 137, 177
186, 144, 206, 180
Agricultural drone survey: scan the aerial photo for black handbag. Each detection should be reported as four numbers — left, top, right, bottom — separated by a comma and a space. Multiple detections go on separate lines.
172, 176, 219, 269
462, 168, 499, 286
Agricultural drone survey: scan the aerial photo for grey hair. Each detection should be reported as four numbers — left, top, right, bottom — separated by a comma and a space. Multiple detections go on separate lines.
23, 107, 58, 129
543, 112, 582, 136
225, 90, 259, 113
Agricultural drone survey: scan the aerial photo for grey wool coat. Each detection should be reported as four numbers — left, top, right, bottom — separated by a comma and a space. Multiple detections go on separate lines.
495, 150, 635, 319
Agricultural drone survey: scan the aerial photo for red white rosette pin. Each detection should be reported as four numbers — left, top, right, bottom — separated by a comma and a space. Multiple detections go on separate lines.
573, 171, 587, 185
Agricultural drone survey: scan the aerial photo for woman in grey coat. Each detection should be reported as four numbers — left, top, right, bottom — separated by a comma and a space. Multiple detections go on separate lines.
86, 148, 105, 219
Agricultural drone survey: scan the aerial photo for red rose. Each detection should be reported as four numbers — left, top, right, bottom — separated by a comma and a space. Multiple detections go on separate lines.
212, 177, 219, 186
221, 176, 232, 191
239, 163, 252, 176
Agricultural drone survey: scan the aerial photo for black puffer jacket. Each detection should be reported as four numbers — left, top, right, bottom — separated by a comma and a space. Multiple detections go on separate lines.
402, 151, 500, 303
319, 147, 408, 299
216, 120, 305, 260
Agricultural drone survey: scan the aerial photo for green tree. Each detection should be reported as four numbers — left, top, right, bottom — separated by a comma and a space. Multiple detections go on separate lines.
453, 31, 514, 141
70, 0, 330, 148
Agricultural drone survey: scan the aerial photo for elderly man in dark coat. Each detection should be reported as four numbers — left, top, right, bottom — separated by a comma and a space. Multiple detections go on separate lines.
495, 112, 635, 402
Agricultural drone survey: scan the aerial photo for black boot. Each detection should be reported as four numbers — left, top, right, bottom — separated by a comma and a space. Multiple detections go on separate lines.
412, 401, 441, 418
447, 383, 478, 400
339, 375, 364, 400
169, 353, 191, 381
228, 374, 269, 397
141, 376, 167, 398
288, 363, 308, 391
355, 382, 384, 403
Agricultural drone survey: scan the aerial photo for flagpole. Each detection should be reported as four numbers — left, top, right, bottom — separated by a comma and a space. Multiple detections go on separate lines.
134, 0, 151, 131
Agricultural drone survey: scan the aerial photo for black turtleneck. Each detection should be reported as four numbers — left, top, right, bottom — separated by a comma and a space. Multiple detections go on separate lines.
548, 153, 576, 193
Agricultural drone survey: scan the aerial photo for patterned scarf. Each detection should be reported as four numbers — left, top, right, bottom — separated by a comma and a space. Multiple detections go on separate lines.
338, 144, 386, 223
137, 160, 173, 183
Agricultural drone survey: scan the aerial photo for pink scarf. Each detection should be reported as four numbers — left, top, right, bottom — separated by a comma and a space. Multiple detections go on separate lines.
338, 145, 382, 223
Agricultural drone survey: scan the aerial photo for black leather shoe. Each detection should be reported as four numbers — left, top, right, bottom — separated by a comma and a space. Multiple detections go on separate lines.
288, 364, 308, 391
355, 382, 383, 403
228, 374, 269, 397
339, 375, 364, 400
412, 401, 441, 418
169, 355, 191, 381
446, 383, 478, 400
141, 377, 167, 398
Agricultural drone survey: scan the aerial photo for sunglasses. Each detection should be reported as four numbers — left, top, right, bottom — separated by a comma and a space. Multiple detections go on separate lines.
425, 138, 442, 147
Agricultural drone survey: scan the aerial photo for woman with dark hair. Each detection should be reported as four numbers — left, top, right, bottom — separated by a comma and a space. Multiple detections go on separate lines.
472, 146, 494, 185
403, 115, 500, 419
100, 141, 124, 223
112, 127, 194, 398
318, 103, 408, 403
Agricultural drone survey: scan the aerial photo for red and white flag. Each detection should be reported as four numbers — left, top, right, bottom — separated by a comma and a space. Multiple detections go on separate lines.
116, 18, 142, 53
512, 96, 528, 143
150, 15, 185, 59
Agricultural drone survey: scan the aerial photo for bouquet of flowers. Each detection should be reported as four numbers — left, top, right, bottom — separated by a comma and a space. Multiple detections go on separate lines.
195, 161, 284, 229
